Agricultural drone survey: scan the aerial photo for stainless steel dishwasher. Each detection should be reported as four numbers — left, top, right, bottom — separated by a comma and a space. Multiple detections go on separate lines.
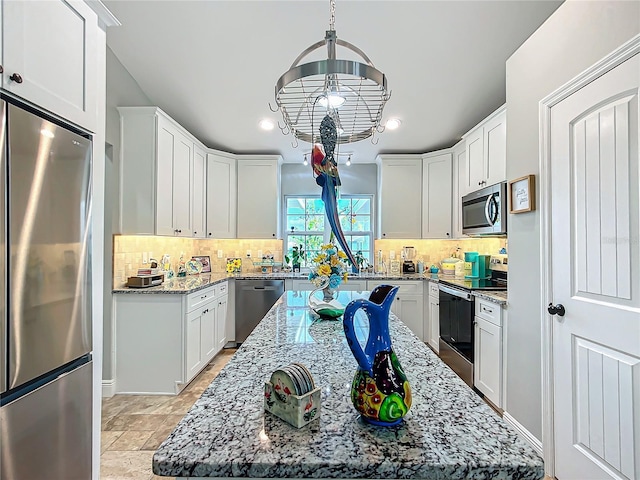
235, 279, 285, 343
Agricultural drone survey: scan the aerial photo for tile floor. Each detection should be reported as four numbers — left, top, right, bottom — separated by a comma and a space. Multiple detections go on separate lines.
100, 348, 236, 480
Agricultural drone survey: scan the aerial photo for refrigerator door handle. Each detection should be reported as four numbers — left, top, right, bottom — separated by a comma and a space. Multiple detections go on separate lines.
0, 98, 6, 394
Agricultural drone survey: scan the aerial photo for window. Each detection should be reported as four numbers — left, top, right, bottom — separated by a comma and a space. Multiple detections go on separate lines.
336, 197, 372, 264
285, 197, 325, 266
284, 195, 373, 268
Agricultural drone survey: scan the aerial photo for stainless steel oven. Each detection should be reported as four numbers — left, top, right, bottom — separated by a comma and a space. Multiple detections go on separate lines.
462, 182, 507, 236
438, 284, 475, 387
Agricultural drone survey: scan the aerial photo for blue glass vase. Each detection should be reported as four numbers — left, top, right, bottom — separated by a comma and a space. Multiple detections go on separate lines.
343, 285, 412, 426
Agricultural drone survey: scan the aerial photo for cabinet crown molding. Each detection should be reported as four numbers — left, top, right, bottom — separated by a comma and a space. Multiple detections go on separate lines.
461, 103, 507, 140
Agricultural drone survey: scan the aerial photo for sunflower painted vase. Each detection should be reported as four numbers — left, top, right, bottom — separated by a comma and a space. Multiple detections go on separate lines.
343, 285, 412, 426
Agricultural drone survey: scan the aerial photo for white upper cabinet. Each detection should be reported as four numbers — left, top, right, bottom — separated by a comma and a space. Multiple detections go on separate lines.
236, 156, 281, 239
2, 0, 98, 131
156, 114, 191, 237
377, 155, 423, 239
206, 152, 237, 238
483, 109, 507, 187
191, 144, 207, 238
451, 140, 466, 239
462, 105, 507, 195
421, 152, 452, 239
119, 107, 195, 237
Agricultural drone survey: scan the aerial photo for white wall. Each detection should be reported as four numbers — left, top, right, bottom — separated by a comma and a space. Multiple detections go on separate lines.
103, 47, 152, 383
505, 0, 639, 440
281, 163, 377, 196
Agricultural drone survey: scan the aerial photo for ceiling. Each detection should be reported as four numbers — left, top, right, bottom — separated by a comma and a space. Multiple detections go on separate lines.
105, 0, 562, 164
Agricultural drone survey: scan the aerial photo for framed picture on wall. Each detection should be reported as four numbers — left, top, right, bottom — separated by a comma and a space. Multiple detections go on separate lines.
192, 255, 211, 273
509, 174, 536, 213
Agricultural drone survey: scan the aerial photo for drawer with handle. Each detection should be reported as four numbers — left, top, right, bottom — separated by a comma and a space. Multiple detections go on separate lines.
475, 298, 502, 326
187, 285, 217, 312
428, 281, 439, 298
216, 281, 228, 297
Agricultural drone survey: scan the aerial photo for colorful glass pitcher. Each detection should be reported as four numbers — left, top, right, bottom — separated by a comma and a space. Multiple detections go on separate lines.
343, 285, 412, 426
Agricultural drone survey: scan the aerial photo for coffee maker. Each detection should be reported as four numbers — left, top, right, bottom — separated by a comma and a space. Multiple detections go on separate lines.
402, 246, 416, 273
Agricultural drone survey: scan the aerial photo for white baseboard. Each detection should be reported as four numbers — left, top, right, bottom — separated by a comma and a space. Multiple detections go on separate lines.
102, 379, 116, 398
503, 411, 543, 457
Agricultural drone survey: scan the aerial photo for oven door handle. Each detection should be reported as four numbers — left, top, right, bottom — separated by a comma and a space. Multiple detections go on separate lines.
439, 284, 472, 301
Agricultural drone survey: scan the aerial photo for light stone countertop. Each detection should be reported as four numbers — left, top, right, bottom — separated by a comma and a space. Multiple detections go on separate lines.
111, 272, 507, 305
111, 272, 439, 294
152, 290, 541, 478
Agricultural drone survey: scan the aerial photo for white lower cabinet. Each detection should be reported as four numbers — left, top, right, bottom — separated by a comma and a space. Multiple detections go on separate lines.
427, 281, 440, 353
473, 298, 503, 408
287, 278, 368, 292
367, 280, 424, 340
340, 279, 368, 292
186, 305, 206, 380
216, 294, 228, 351
115, 281, 229, 394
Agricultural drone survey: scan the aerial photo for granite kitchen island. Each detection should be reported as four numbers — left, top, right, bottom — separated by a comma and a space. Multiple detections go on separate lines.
153, 290, 543, 479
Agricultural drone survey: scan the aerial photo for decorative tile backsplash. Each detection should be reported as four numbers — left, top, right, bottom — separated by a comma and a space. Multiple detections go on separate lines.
112, 235, 507, 287
373, 238, 507, 272
112, 235, 283, 287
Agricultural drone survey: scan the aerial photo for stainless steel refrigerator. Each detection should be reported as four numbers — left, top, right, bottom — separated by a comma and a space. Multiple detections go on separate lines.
0, 97, 93, 479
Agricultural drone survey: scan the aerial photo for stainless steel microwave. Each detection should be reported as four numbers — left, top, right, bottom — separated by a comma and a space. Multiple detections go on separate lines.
462, 182, 507, 236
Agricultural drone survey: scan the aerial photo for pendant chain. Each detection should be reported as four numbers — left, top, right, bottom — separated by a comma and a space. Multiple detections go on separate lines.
329, 0, 336, 31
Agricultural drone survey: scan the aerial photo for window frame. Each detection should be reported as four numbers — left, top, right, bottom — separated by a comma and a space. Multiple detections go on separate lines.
283, 194, 374, 269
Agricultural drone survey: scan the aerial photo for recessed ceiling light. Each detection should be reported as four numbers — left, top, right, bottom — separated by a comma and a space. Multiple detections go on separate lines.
385, 118, 402, 130
259, 119, 275, 131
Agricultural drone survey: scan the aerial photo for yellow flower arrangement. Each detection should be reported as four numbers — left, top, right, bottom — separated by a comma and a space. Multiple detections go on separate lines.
308, 243, 349, 289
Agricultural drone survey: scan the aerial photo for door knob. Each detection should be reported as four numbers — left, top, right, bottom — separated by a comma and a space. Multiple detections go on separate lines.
547, 303, 566, 316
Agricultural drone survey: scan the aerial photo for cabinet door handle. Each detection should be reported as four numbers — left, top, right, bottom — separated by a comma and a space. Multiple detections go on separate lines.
0, 66, 4, 74
272, 233, 276, 237
194, 231, 197, 235
208, 232, 212, 236
9, 73, 23, 84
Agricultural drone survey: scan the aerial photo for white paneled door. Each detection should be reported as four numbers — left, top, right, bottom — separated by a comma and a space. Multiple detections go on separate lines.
550, 52, 640, 479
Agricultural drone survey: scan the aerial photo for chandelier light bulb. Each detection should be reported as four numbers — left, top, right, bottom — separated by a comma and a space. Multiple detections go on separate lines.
346, 156, 352, 166
303, 155, 309, 166
319, 93, 346, 109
